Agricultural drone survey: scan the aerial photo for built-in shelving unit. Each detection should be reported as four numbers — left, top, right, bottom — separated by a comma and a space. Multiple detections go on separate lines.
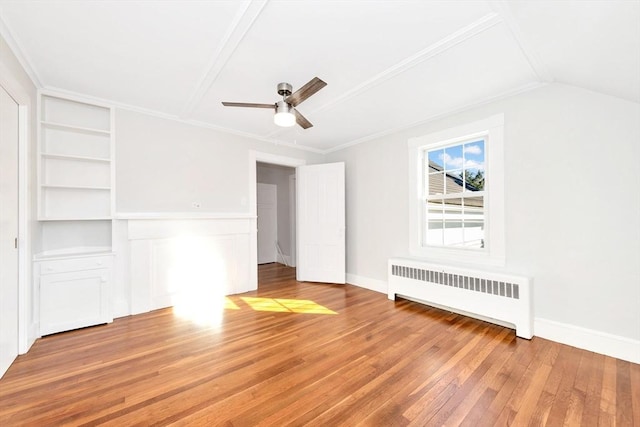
35, 92, 115, 335
38, 93, 114, 255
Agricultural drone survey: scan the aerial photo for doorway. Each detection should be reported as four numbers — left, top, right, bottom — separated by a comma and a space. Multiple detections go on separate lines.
249, 152, 346, 289
256, 162, 296, 267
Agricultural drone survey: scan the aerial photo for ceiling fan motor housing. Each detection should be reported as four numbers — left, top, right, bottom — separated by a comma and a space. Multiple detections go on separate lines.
277, 82, 292, 97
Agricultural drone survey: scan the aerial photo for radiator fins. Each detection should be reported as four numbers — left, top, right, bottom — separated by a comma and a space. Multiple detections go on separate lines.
390, 265, 519, 299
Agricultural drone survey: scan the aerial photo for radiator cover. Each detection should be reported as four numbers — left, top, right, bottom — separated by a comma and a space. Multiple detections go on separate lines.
388, 258, 532, 338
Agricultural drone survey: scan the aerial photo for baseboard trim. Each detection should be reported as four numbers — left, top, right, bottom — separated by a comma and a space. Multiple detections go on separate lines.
113, 298, 130, 319
346, 273, 387, 294
534, 318, 640, 364
21, 321, 39, 354
277, 254, 295, 268
345, 272, 640, 363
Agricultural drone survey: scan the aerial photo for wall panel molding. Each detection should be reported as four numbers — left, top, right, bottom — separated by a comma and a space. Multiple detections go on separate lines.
127, 218, 253, 315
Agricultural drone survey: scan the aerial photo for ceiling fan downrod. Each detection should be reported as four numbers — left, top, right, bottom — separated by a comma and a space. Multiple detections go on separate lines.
277, 82, 293, 98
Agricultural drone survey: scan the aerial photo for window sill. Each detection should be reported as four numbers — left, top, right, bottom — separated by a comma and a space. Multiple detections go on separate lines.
409, 246, 505, 268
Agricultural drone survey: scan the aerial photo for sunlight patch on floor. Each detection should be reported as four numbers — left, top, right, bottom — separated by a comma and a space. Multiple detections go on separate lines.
224, 297, 241, 310
173, 294, 337, 327
241, 297, 290, 312
241, 297, 337, 314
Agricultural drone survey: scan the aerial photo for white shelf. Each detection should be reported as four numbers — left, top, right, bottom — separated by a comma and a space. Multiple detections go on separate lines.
41, 120, 110, 136
115, 212, 256, 220
39, 217, 112, 221
34, 247, 114, 261
41, 152, 110, 163
42, 184, 111, 190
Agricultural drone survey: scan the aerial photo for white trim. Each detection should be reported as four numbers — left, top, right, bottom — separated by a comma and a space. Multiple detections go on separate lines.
39, 88, 113, 109
0, 13, 43, 87
0, 79, 34, 355
180, 0, 267, 116
325, 81, 545, 154
346, 273, 387, 294
43, 80, 541, 157
266, 13, 502, 140
408, 114, 505, 267
534, 318, 640, 364
486, 1, 554, 83
288, 174, 296, 267
40, 86, 325, 154
278, 255, 293, 267
115, 212, 255, 220
33, 250, 114, 262
346, 273, 640, 362
17, 104, 33, 353
250, 151, 306, 290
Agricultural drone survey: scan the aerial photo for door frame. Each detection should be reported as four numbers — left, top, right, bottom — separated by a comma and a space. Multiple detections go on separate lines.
249, 151, 306, 289
288, 174, 296, 267
0, 79, 30, 354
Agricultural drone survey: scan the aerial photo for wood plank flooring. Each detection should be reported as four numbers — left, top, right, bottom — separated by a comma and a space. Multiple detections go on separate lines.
1, 263, 638, 426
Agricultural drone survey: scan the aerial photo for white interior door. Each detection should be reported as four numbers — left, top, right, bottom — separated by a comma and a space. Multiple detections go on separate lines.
257, 183, 277, 264
296, 162, 345, 284
0, 85, 19, 378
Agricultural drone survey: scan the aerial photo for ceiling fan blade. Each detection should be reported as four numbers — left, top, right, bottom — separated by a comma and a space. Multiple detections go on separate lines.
293, 108, 313, 129
221, 102, 274, 109
285, 77, 327, 107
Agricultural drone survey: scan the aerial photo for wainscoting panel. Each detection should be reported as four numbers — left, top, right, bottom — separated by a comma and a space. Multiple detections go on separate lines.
128, 218, 254, 315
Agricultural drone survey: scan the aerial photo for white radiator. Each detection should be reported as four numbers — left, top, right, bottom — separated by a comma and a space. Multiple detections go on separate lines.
388, 258, 532, 339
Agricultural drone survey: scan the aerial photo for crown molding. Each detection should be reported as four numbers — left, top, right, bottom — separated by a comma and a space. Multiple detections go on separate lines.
486, 0, 554, 83
324, 81, 548, 154
42, 85, 324, 154
0, 10, 43, 87
180, 0, 268, 117
266, 12, 503, 140
39, 88, 113, 108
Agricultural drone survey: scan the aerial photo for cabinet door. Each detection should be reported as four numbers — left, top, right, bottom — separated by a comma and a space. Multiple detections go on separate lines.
40, 269, 110, 335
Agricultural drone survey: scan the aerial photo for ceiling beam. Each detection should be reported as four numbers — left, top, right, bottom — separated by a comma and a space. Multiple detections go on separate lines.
486, 0, 554, 83
180, 0, 268, 118
265, 12, 504, 139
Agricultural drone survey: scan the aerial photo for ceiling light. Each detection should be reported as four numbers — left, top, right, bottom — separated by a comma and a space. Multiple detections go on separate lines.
274, 101, 296, 127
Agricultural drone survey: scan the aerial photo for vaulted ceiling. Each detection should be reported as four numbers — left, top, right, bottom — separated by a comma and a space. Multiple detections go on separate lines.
0, 0, 638, 153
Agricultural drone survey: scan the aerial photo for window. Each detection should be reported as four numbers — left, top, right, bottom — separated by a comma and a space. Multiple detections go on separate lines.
409, 114, 504, 266
425, 139, 486, 248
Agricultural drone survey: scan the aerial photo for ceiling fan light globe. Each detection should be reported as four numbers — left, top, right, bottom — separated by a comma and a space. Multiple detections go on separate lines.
274, 101, 296, 127
274, 111, 296, 127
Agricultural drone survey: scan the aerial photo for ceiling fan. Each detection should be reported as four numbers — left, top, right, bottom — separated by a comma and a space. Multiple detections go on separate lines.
221, 77, 327, 129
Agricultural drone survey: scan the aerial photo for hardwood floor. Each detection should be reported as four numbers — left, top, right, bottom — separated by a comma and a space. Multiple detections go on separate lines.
1, 263, 638, 426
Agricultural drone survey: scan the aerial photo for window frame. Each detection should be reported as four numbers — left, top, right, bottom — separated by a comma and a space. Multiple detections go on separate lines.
408, 114, 505, 266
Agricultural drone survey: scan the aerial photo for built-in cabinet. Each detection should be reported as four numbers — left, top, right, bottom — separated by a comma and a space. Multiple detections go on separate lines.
37, 253, 113, 336
35, 93, 115, 335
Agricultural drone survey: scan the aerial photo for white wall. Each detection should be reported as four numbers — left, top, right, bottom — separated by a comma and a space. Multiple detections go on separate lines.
326, 83, 640, 356
5, 27, 638, 363
256, 162, 295, 262
115, 110, 322, 213
0, 33, 39, 351
112, 110, 322, 317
